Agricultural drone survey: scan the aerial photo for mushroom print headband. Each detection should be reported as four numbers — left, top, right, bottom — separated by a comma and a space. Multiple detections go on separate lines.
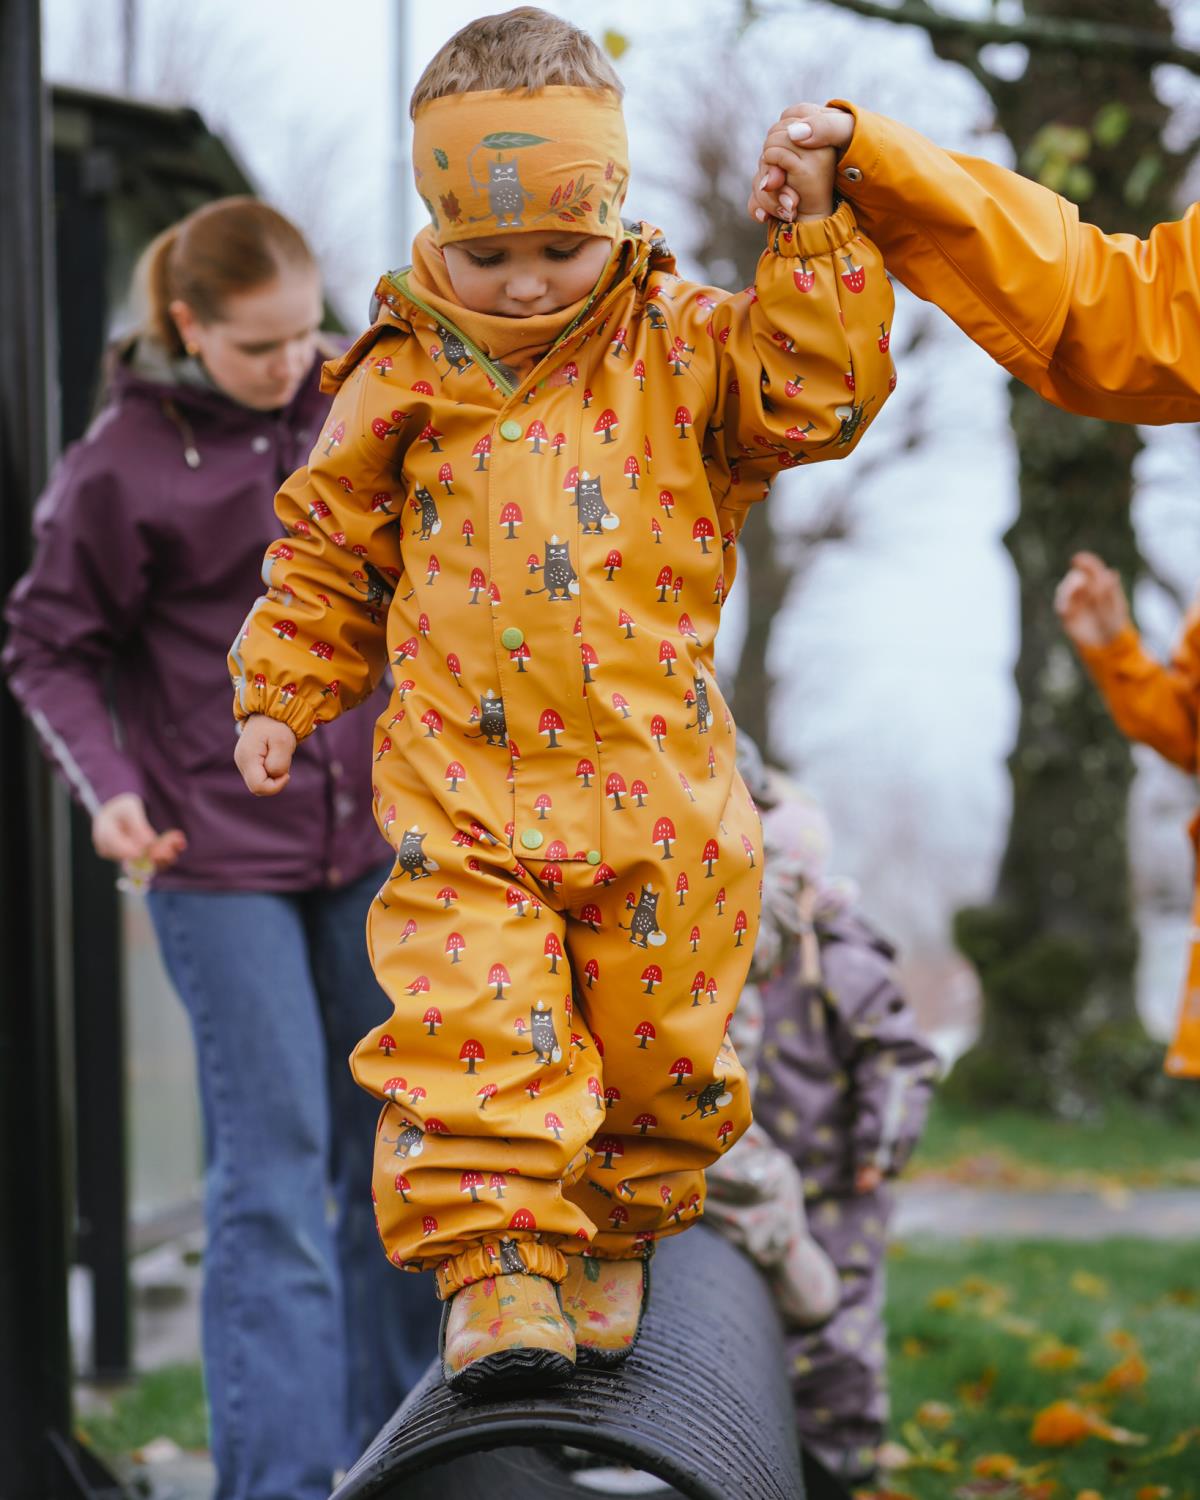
411, 86, 630, 247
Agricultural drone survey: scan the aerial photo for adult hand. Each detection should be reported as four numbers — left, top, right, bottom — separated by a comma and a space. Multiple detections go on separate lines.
749, 105, 855, 220
1054, 551, 1131, 650
92, 792, 187, 869
234, 714, 297, 796
854, 1163, 884, 1194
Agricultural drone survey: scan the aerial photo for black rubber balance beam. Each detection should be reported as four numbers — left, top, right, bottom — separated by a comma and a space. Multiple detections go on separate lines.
331, 1225, 813, 1500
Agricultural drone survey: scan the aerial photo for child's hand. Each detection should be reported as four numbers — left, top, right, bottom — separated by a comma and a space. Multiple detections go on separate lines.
92, 792, 187, 869
748, 105, 852, 224
235, 714, 297, 796
854, 1163, 884, 1194
1054, 551, 1131, 650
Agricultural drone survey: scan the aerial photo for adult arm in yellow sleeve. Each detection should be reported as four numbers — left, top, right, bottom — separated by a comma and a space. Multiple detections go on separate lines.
229, 328, 408, 741
667, 201, 894, 511
826, 103, 1200, 427
1077, 609, 1200, 775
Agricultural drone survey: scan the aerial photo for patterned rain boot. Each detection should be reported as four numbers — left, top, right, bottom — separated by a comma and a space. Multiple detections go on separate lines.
440, 1272, 576, 1394
559, 1255, 650, 1368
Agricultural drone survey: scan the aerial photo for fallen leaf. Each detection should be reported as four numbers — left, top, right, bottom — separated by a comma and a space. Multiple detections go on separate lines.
929, 1287, 961, 1311
1134, 1488, 1172, 1499
974, 1456, 1020, 1478
1030, 1399, 1147, 1448
1031, 1339, 1083, 1372
959, 1368, 998, 1408
916, 1400, 955, 1431
1070, 1271, 1109, 1300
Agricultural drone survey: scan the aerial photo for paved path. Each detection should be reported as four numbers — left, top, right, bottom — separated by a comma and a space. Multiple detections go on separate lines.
893, 1183, 1200, 1240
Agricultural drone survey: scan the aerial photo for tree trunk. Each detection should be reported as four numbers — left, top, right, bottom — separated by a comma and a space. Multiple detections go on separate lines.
948, 0, 1187, 1111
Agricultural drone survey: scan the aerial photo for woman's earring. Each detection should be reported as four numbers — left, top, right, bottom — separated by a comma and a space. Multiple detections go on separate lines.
185, 342, 200, 356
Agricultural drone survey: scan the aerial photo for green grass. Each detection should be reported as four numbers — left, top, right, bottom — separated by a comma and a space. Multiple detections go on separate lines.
885, 1237, 1200, 1498
910, 1096, 1200, 1188
77, 1363, 208, 1459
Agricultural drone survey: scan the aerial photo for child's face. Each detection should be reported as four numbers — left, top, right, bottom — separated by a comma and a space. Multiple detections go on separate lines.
441, 231, 612, 318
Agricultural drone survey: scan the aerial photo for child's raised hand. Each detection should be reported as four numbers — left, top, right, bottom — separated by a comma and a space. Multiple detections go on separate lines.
235, 713, 297, 797
1054, 551, 1131, 650
748, 106, 847, 225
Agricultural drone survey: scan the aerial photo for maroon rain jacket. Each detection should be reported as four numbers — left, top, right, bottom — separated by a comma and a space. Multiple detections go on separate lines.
3, 341, 387, 892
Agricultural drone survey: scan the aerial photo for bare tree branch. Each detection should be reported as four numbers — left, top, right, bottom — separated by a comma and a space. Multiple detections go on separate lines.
746, 0, 1200, 76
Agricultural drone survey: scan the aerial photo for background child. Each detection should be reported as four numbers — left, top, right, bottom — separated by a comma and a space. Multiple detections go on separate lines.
1056, 549, 1200, 1076
732, 746, 939, 1487
231, 5, 895, 1394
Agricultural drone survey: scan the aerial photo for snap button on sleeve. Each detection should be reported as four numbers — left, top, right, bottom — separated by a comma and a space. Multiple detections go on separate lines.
500, 626, 525, 650
842, 166, 863, 183
500, 419, 523, 441
520, 828, 544, 850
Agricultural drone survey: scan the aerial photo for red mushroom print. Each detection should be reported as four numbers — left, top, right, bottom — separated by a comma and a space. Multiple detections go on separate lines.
533, 792, 552, 821
421, 1215, 438, 1238
411, 379, 434, 395
692, 517, 715, 553
459, 1039, 484, 1075
678, 612, 699, 643
669, 1057, 694, 1087
717, 1120, 735, 1150
605, 772, 627, 811
604, 1086, 621, 1110
714, 887, 726, 915
732, 910, 749, 947
653, 816, 676, 859
405, 976, 430, 997
381, 805, 397, 838
375, 736, 392, 763
399, 917, 418, 944
675, 872, 689, 906
383, 1077, 406, 1103
418, 421, 444, 452
633, 1113, 658, 1138
679, 772, 696, 803
499, 501, 523, 538
707, 746, 716, 779
742, 832, 756, 868
585, 1076, 604, 1113
784, 421, 816, 443
394, 1173, 412, 1201
641, 963, 663, 995
609, 326, 628, 358
632, 357, 646, 390
408, 1085, 427, 1106
539, 863, 562, 892
445, 932, 465, 965
525, 419, 548, 454
422, 1007, 442, 1037
595, 1137, 624, 1170
702, 839, 720, 877
273, 619, 298, 642
393, 636, 418, 665
417, 612, 431, 638
673, 405, 692, 438
437, 461, 454, 494
580, 642, 599, 684
379, 1033, 396, 1056
583, 957, 600, 989
601, 548, 623, 582
634, 1021, 656, 1049
612, 692, 631, 719
544, 933, 563, 975
425, 556, 441, 586
593, 408, 618, 444
506, 886, 530, 918
309, 640, 335, 662
471, 435, 491, 471
467, 567, 487, 604
650, 715, 667, 752
623, 455, 640, 490
460, 1170, 485, 1203
840, 252, 865, 293
706, 977, 719, 1006
578, 902, 602, 932
617, 609, 636, 640
690, 971, 707, 1006
591, 862, 616, 886
658, 640, 677, 677
476, 1083, 498, 1111
609, 1204, 630, 1229
462, 518, 475, 546
444, 761, 466, 793
482, 962, 511, 1002
544, 1112, 564, 1140
561, 361, 579, 386
650, 517, 663, 545
658, 488, 674, 518
489, 1173, 507, 1198
629, 778, 648, 808
509, 1209, 537, 1231
323, 419, 345, 455
581, 387, 593, 409
420, 708, 443, 738
510, 641, 531, 672
574, 758, 595, 789
538, 709, 564, 748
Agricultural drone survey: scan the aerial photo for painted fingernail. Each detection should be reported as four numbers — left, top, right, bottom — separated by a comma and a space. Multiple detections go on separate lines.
759, 175, 770, 191
755, 208, 767, 222
787, 121, 813, 141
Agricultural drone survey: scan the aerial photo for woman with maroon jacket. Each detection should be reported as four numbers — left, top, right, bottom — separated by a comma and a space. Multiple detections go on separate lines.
3, 198, 439, 1500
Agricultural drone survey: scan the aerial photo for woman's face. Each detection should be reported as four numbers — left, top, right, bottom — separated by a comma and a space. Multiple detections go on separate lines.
170, 266, 324, 410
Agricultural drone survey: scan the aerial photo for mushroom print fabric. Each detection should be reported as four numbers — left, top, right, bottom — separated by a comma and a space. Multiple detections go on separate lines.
229, 202, 895, 1294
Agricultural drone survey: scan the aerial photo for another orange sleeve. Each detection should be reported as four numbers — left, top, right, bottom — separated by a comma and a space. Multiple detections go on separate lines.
1077, 608, 1200, 773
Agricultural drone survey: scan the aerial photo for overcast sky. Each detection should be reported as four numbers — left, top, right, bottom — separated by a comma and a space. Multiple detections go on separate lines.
42, 0, 1200, 1040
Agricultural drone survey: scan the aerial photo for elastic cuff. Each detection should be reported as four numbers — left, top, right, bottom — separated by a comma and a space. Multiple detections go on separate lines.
563, 1237, 656, 1263
767, 200, 859, 258
435, 1237, 568, 1299
1075, 622, 1142, 671
231, 681, 319, 742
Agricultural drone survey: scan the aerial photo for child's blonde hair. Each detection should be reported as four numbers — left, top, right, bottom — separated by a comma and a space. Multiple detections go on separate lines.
410, 6, 624, 118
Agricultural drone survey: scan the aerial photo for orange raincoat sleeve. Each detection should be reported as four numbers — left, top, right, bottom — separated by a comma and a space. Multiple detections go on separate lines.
228, 327, 408, 740
1077, 610, 1200, 774
831, 102, 1200, 426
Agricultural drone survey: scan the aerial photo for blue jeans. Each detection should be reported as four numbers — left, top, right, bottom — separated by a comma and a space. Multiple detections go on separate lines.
149, 864, 440, 1500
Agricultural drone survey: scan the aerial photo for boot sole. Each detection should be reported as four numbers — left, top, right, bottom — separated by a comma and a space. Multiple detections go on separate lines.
444, 1345, 575, 1394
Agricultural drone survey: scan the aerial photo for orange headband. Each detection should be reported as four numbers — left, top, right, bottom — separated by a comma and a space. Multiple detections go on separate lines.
411, 86, 629, 247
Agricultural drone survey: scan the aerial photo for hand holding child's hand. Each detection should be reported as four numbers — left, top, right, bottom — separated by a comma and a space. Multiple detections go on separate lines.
747, 105, 853, 225
1054, 551, 1131, 650
235, 714, 297, 797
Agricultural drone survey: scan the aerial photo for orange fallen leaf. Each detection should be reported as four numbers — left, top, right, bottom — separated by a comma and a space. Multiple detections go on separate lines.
1031, 1339, 1082, 1371
916, 1400, 955, 1430
1074, 1490, 1103, 1500
929, 1287, 961, 1311
974, 1455, 1020, 1478
1030, 1399, 1146, 1448
1135, 1488, 1172, 1499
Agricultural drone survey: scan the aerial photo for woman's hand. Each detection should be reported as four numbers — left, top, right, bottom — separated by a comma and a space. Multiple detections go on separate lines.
748, 105, 855, 223
234, 714, 297, 796
1054, 551, 1131, 650
92, 792, 187, 869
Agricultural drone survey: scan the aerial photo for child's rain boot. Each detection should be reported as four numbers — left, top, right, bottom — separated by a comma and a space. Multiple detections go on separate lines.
441, 1272, 575, 1393
559, 1255, 650, 1368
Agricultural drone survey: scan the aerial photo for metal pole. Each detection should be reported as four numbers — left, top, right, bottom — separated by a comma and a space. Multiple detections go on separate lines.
121, 0, 136, 94
390, 0, 410, 266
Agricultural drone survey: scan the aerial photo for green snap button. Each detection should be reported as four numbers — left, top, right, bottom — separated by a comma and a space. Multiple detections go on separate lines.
500, 626, 525, 650
500, 419, 522, 441
520, 828, 544, 850
586, 849, 602, 865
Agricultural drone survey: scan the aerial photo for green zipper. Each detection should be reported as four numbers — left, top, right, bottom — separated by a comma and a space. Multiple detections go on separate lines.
387, 233, 642, 406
